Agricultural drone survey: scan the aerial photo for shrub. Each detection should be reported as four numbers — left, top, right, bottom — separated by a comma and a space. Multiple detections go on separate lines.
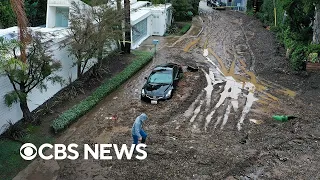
180, 23, 192, 35
290, 45, 307, 70
51, 51, 154, 133
1, 121, 26, 140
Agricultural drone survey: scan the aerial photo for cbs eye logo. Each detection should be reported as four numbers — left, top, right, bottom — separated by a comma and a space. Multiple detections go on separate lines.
20, 143, 37, 160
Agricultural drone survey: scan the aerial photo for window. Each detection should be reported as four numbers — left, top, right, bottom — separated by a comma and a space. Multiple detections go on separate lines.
132, 18, 148, 43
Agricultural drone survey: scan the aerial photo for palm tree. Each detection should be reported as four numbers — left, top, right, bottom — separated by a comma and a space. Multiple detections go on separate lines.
313, 3, 320, 44
10, 0, 31, 63
124, 0, 131, 54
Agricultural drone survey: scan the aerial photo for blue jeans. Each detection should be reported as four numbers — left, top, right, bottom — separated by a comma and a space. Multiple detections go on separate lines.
132, 130, 147, 145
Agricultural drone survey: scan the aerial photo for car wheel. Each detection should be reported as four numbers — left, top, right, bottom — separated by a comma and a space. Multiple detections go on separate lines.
141, 95, 146, 102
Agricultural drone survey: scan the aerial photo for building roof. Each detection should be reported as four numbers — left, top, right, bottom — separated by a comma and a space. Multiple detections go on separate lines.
140, 3, 172, 11
131, 1, 151, 10
0, 1, 163, 43
131, 9, 151, 25
0, 26, 69, 45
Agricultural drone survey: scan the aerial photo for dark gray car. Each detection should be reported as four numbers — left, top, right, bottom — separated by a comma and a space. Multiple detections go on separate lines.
141, 63, 183, 104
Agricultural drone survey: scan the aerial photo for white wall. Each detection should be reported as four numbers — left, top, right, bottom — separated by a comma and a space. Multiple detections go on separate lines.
46, 0, 91, 28
140, 4, 173, 36
0, 39, 97, 134
46, 6, 56, 28
131, 16, 152, 49
131, 0, 138, 4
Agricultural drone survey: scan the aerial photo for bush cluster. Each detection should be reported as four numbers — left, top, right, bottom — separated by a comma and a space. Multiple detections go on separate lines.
252, 0, 318, 70
51, 51, 154, 133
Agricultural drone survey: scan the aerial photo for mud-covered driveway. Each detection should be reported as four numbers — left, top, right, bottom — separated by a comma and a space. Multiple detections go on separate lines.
15, 2, 320, 180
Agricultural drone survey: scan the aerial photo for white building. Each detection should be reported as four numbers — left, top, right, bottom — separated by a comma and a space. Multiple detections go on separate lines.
46, 0, 173, 49
0, 0, 173, 134
141, 4, 173, 36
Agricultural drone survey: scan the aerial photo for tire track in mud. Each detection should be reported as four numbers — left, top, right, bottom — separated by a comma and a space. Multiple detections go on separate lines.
179, 10, 297, 134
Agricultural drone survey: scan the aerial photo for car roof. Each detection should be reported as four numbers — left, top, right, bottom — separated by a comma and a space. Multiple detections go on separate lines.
154, 63, 178, 69
152, 67, 173, 72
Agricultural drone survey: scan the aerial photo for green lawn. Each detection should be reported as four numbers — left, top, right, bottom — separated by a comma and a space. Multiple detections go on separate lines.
0, 127, 54, 180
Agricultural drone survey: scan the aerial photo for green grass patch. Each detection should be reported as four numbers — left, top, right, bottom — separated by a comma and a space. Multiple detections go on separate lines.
0, 128, 54, 180
179, 23, 192, 35
51, 51, 154, 133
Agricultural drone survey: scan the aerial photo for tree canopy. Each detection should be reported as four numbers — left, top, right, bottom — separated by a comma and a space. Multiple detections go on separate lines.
0, 0, 47, 28
0, 32, 63, 122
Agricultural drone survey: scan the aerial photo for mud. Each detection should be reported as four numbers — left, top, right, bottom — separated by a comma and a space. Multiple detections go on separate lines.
14, 2, 320, 180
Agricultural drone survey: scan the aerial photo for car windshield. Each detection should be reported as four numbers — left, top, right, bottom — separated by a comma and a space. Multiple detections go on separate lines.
147, 70, 173, 84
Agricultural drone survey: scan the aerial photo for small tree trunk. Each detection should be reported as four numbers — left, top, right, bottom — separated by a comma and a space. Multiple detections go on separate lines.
116, 0, 125, 52
20, 100, 33, 122
77, 62, 82, 78
313, 3, 320, 44
19, 85, 33, 122
124, 0, 131, 54
116, 0, 121, 10
98, 47, 103, 67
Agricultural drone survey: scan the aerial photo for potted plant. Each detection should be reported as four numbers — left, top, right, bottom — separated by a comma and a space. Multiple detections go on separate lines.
306, 52, 320, 71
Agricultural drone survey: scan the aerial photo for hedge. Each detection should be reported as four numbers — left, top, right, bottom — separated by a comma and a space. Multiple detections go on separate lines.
51, 51, 154, 133
180, 23, 192, 35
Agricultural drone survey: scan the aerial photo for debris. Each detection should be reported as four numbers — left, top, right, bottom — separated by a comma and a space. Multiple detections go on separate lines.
263, 25, 270, 30
187, 65, 199, 72
226, 176, 237, 180
272, 115, 297, 122
249, 119, 263, 124
113, 96, 118, 100
106, 115, 118, 120
112, 115, 118, 120
279, 157, 288, 162
169, 136, 177, 140
151, 100, 158, 105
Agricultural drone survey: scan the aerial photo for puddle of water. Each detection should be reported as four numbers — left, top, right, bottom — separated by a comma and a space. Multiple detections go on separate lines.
190, 100, 204, 123
237, 92, 258, 131
239, 65, 267, 92
205, 110, 216, 132
264, 92, 279, 101
209, 68, 224, 84
184, 38, 201, 52
231, 99, 239, 112
203, 69, 214, 110
239, 59, 247, 68
260, 95, 275, 102
256, 100, 270, 105
214, 116, 223, 129
206, 57, 226, 78
249, 119, 264, 124
214, 77, 243, 109
203, 49, 209, 57
278, 89, 296, 97
208, 48, 229, 75
221, 104, 231, 130
204, 39, 209, 49
184, 92, 203, 118
229, 60, 236, 75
